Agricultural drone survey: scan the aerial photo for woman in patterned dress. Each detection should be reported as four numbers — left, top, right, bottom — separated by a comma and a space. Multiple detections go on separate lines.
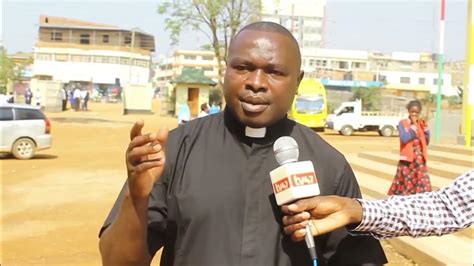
388, 100, 432, 195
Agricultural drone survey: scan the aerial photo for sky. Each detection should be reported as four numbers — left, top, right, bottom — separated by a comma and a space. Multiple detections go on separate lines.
1, 0, 469, 61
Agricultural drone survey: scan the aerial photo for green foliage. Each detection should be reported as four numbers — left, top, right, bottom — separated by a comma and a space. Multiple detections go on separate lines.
0, 49, 32, 94
209, 87, 223, 105
422, 93, 436, 104
157, 0, 261, 87
351, 87, 381, 111
447, 95, 461, 106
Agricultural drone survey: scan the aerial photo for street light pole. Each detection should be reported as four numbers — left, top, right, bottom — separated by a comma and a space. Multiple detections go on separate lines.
435, 0, 446, 144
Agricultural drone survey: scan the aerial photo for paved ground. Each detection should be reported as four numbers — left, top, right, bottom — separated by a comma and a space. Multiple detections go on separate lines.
2, 100, 425, 265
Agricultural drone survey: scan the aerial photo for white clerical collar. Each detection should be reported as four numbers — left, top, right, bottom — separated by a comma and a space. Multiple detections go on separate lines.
245, 126, 266, 138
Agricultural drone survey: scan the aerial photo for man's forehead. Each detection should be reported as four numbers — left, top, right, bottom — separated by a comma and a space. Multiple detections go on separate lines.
230, 30, 298, 57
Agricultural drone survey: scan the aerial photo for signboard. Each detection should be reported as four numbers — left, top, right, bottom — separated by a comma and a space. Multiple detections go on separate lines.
320, 79, 384, 88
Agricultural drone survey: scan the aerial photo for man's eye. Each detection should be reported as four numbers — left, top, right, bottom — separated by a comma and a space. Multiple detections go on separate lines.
273, 71, 284, 76
234, 65, 247, 71
270, 69, 285, 76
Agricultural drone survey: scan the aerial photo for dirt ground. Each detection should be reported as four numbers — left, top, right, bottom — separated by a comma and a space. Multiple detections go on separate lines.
2, 100, 414, 265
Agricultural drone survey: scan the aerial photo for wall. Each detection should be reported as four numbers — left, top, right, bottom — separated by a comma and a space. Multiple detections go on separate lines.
29, 78, 63, 112
122, 83, 153, 113
33, 47, 151, 85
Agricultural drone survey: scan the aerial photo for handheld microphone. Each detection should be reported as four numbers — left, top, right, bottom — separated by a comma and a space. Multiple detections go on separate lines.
270, 136, 319, 264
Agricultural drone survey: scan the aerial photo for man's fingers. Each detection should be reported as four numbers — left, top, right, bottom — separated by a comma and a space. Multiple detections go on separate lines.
291, 229, 307, 242
282, 212, 311, 226
128, 144, 163, 165
282, 197, 320, 214
156, 127, 169, 150
130, 120, 144, 141
130, 160, 165, 175
129, 132, 159, 150
283, 221, 308, 236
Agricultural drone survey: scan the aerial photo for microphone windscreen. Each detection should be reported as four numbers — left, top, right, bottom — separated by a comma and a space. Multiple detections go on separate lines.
273, 136, 299, 165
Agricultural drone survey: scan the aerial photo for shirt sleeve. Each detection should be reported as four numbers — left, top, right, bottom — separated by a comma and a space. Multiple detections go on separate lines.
98, 128, 187, 258
98, 179, 169, 257
354, 170, 473, 239
322, 162, 388, 265
398, 121, 416, 144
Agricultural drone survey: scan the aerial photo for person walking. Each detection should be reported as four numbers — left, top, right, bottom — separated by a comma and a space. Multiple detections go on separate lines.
24, 88, 33, 105
388, 100, 431, 195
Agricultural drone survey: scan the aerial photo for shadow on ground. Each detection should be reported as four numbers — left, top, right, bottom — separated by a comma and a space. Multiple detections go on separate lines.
50, 117, 131, 124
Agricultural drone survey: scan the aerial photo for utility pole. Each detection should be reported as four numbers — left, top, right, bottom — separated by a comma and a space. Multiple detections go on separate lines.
464, 0, 473, 147
434, 0, 446, 144
128, 30, 136, 84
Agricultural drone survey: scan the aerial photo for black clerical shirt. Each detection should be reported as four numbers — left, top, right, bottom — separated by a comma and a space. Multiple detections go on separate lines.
100, 109, 387, 266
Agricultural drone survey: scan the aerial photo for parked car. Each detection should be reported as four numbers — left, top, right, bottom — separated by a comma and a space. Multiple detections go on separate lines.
0, 103, 52, 159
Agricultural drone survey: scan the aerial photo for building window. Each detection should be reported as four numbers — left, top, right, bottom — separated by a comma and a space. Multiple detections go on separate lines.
202, 55, 214, 61
418, 77, 426, 85
50, 32, 62, 41
80, 34, 90, 44
120, 57, 131, 65
400, 77, 411, 84
54, 54, 69, 62
108, 57, 118, 64
36, 53, 52, 61
103, 34, 109, 43
316, 60, 327, 67
203, 67, 213, 72
339, 61, 348, 69
124, 36, 132, 45
132, 59, 149, 67
433, 78, 443, 85
184, 55, 196, 60
71, 55, 91, 62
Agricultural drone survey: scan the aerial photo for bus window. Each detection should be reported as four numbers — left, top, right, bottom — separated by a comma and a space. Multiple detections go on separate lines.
295, 94, 324, 114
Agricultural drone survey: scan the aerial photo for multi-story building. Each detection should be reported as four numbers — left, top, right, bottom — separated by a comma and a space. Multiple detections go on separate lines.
260, 0, 326, 55
154, 50, 221, 96
33, 16, 155, 89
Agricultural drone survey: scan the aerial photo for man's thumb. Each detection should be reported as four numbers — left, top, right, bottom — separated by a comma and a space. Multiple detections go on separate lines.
157, 127, 169, 148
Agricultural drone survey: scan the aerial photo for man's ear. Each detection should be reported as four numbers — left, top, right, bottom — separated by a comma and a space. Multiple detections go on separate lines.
296, 71, 304, 94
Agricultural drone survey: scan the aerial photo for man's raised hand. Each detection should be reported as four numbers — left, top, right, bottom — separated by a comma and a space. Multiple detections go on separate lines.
126, 120, 168, 199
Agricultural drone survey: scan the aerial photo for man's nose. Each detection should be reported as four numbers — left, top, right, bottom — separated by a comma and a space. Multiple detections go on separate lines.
245, 69, 268, 92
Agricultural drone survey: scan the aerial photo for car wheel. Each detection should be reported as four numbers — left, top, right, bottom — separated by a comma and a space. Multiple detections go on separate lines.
12, 138, 36, 159
340, 125, 354, 136
381, 126, 394, 137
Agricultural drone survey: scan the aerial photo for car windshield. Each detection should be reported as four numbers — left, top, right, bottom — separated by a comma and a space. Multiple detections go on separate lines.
295, 94, 324, 114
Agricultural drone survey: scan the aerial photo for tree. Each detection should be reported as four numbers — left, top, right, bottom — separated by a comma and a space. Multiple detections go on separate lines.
0, 49, 15, 94
0, 49, 31, 94
158, 0, 261, 90
351, 87, 381, 111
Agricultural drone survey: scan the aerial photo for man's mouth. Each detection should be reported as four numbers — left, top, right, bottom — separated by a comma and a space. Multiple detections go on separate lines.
241, 101, 268, 113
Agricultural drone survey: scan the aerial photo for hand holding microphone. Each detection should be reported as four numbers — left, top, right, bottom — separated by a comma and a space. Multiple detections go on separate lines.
281, 196, 363, 241
270, 136, 319, 263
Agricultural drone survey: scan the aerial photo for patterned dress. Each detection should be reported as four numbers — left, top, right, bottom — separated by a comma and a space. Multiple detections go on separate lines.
388, 138, 432, 195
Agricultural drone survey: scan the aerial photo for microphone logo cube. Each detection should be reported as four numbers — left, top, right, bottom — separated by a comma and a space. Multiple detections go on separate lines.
270, 161, 320, 206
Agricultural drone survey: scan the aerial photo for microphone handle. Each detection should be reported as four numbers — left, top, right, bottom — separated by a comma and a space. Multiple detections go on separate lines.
304, 224, 318, 261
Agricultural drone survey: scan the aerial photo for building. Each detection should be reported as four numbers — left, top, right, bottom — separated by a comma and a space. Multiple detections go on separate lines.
33, 16, 155, 90
260, 0, 326, 55
154, 50, 221, 98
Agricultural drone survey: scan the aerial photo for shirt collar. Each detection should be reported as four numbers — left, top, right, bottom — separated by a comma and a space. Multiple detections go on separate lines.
224, 107, 295, 144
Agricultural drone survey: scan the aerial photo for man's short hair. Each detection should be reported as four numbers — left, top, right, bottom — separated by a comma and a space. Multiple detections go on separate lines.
230, 21, 301, 65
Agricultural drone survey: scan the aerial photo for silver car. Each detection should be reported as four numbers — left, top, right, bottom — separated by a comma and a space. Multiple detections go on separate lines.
0, 103, 52, 159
